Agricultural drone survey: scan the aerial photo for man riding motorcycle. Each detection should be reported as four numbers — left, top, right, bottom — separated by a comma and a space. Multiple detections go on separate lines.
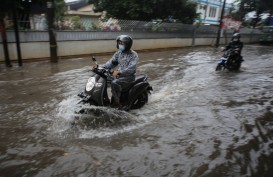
101, 35, 139, 108
223, 33, 244, 62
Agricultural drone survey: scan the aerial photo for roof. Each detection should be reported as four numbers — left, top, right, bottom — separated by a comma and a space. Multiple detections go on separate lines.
66, 0, 88, 10
65, 0, 80, 3
66, 10, 102, 17
66, 2, 102, 17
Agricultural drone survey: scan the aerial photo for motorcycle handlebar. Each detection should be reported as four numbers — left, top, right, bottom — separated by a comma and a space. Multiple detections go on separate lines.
91, 56, 115, 81
92, 56, 98, 68
92, 67, 114, 81
224, 48, 240, 55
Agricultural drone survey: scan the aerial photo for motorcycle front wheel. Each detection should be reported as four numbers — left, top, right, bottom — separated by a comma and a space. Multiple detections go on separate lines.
215, 64, 224, 71
226, 59, 241, 71
131, 91, 148, 109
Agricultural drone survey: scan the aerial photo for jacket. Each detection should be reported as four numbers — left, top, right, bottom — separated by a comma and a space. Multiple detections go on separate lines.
102, 50, 138, 78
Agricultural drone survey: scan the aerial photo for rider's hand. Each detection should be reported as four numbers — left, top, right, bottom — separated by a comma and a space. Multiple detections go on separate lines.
112, 70, 119, 78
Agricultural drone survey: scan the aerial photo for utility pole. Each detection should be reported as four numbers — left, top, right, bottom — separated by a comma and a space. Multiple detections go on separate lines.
204, 0, 208, 24
47, 0, 58, 63
13, 3, 22, 66
215, 0, 226, 47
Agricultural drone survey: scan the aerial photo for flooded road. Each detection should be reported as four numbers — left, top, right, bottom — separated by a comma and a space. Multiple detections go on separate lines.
1, 45, 273, 177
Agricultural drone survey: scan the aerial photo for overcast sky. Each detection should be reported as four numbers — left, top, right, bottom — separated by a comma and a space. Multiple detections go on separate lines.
227, 0, 236, 3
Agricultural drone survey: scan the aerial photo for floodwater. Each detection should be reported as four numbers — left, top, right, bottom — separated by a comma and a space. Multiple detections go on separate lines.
0, 45, 273, 177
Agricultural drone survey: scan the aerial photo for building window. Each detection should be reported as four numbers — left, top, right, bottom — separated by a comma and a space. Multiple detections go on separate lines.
209, 6, 217, 17
199, 4, 207, 10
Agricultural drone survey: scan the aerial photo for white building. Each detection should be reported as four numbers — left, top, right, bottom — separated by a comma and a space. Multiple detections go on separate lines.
195, 0, 232, 25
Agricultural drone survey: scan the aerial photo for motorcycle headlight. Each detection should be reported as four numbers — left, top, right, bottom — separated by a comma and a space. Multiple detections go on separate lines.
86, 77, 96, 92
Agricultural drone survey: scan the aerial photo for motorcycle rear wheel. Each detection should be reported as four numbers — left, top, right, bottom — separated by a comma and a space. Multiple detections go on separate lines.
131, 91, 148, 109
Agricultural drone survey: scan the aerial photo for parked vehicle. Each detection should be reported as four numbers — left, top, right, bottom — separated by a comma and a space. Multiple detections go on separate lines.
259, 26, 273, 45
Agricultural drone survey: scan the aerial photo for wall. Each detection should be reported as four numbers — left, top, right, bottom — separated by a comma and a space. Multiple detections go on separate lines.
0, 38, 223, 61
0, 30, 261, 62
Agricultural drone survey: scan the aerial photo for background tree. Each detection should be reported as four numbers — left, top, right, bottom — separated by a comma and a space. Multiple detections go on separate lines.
231, 0, 273, 28
88, 0, 197, 24
55, 0, 66, 20
261, 0, 273, 26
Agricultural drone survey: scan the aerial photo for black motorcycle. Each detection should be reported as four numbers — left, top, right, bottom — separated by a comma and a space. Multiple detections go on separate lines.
78, 57, 153, 111
216, 48, 243, 71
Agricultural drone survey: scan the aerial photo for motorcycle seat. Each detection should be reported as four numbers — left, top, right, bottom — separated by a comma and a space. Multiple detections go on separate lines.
134, 74, 147, 84
122, 74, 147, 92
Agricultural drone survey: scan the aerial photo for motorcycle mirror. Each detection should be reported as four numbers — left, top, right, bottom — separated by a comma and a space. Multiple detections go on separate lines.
91, 56, 98, 68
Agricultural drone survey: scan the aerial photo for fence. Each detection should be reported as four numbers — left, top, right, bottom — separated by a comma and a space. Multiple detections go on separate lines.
1, 19, 262, 63
3, 26, 261, 43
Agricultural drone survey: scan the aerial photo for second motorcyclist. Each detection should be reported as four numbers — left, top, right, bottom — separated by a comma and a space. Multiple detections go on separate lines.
223, 33, 244, 62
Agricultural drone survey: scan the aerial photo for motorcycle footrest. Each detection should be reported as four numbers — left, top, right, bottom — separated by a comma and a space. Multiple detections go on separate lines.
78, 92, 85, 98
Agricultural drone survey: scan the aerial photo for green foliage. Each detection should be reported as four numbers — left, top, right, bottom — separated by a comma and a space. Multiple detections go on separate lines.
90, 23, 99, 30
55, 0, 66, 22
88, 0, 197, 24
71, 16, 84, 30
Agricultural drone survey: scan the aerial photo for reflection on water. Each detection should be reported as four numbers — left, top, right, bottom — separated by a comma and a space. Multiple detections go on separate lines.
0, 45, 273, 177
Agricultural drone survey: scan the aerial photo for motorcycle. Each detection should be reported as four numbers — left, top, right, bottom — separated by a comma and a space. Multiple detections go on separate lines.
78, 56, 153, 111
215, 48, 243, 71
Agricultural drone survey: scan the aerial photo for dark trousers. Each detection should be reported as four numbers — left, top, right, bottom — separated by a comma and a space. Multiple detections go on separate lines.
111, 76, 134, 104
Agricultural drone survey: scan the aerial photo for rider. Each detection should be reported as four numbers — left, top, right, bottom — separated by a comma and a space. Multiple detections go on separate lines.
102, 35, 139, 108
223, 33, 244, 61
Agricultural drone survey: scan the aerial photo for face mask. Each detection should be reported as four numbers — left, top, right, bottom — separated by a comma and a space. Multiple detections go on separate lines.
118, 45, 125, 52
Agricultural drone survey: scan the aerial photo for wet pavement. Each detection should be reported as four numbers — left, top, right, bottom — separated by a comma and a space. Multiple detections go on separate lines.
0, 45, 273, 177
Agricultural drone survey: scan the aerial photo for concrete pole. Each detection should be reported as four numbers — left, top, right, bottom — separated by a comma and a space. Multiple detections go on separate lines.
47, 0, 58, 63
13, 4, 23, 66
